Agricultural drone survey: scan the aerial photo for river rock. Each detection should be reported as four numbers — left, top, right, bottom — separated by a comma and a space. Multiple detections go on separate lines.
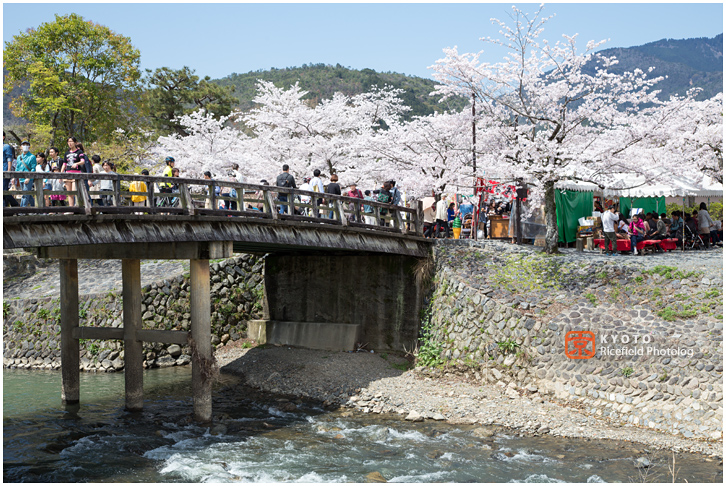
405, 410, 424, 422
156, 356, 176, 368
635, 457, 651, 469
167, 345, 182, 358
472, 426, 496, 438
366, 472, 387, 483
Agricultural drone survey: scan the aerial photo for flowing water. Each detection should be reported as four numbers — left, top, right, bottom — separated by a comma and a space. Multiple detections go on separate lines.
3, 368, 722, 483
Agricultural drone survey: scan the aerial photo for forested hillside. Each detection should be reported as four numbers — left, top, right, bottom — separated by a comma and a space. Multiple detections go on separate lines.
584, 34, 723, 101
214, 63, 468, 119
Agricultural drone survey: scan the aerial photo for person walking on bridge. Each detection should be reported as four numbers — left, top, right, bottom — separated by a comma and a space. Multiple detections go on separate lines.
309, 169, 324, 217
275, 164, 296, 214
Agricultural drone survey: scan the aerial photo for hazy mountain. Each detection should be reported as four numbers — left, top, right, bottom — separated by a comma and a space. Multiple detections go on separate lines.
586, 34, 723, 101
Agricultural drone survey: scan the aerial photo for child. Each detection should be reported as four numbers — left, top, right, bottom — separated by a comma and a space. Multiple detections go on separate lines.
50, 167, 67, 206
129, 169, 149, 210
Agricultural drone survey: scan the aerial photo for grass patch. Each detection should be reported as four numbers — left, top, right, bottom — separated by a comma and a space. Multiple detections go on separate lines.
645, 265, 702, 280
584, 293, 597, 306
657, 305, 699, 321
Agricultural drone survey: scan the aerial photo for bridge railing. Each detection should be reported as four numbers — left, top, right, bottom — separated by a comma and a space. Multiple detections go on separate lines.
3, 171, 424, 236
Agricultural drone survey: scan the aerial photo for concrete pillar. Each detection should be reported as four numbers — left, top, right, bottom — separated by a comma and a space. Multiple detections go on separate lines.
122, 259, 143, 411
190, 258, 212, 422
60, 259, 80, 405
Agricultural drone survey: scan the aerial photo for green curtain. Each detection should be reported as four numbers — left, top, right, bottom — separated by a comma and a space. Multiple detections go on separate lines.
555, 190, 594, 243
619, 197, 666, 218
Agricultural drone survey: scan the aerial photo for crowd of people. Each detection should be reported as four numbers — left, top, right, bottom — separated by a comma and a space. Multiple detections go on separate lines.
4, 135, 723, 246
425, 196, 512, 239
600, 203, 722, 255
2, 132, 115, 208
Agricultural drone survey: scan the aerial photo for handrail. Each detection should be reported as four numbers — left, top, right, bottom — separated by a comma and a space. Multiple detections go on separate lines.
3, 171, 423, 236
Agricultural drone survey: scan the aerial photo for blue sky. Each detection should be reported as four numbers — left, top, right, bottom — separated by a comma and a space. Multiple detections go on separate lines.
2, 2, 723, 80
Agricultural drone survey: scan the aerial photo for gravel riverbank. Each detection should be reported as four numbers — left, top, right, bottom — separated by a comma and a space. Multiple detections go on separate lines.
215, 343, 723, 458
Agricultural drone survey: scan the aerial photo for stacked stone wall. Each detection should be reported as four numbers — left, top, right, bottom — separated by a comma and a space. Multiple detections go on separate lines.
3, 255, 264, 372
426, 242, 723, 441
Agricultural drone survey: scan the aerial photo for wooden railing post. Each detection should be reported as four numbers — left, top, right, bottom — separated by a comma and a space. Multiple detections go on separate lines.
112, 177, 121, 207
77, 178, 92, 215
208, 183, 216, 210
335, 199, 348, 226
354, 200, 361, 223
179, 182, 195, 216
394, 207, 405, 233
146, 180, 155, 213
416, 200, 424, 236
35, 176, 44, 208
264, 189, 278, 220
312, 193, 320, 218
236, 188, 244, 211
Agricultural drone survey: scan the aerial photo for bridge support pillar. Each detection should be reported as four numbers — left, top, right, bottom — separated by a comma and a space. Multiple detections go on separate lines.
122, 259, 143, 412
60, 259, 80, 405
190, 258, 212, 423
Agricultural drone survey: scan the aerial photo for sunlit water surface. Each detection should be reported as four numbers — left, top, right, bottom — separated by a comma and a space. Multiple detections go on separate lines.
3, 368, 722, 482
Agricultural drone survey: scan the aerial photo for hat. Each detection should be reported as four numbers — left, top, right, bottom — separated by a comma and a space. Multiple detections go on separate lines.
20, 140, 30, 146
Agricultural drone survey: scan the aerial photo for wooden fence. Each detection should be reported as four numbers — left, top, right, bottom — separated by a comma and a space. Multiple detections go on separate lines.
3, 171, 423, 236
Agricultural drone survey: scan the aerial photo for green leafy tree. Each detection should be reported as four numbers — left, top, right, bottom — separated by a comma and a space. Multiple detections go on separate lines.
3, 13, 142, 147
143, 66, 237, 136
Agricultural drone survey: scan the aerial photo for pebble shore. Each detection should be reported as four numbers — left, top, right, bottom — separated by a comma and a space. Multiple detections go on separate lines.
216, 343, 723, 458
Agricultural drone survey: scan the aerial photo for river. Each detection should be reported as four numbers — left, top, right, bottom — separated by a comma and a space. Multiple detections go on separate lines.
3, 367, 722, 483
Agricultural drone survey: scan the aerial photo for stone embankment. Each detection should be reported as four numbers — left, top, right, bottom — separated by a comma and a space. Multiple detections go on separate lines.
3, 253, 265, 372
417, 241, 723, 442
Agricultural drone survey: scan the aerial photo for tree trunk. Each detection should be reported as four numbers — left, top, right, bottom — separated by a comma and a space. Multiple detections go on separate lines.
544, 180, 560, 254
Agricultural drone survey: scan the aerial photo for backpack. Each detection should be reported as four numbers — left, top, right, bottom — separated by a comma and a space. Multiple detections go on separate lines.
377, 191, 392, 215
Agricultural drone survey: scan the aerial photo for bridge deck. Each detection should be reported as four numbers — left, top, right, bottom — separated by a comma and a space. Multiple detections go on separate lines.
3, 171, 429, 256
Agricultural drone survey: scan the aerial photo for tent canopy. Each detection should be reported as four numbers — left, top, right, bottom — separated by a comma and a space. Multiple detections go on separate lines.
555, 174, 722, 198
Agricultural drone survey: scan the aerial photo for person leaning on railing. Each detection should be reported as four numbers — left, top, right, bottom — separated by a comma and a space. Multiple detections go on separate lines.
98, 161, 116, 206
50, 166, 67, 206
15, 141, 37, 207
129, 169, 149, 210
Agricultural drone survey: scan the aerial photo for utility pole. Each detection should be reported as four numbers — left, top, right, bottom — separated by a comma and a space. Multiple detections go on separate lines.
472, 92, 478, 240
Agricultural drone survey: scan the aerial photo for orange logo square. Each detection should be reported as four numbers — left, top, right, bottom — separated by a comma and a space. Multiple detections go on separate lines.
565, 331, 596, 359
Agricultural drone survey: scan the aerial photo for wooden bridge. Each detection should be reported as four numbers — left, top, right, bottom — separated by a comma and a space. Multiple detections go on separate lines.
3, 171, 430, 422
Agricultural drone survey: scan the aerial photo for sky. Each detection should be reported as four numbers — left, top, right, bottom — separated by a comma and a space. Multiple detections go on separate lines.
2, 1, 724, 81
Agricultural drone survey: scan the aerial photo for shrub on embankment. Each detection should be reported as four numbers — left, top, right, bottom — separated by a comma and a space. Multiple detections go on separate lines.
3, 255, 265, 372
417, 241, 723, 441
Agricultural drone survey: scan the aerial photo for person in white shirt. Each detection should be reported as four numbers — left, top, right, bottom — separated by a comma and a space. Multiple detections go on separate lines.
299, 177, 312, 215
309, 169, 324, 217
435, 197, 450, 238
601, 205, 620, 255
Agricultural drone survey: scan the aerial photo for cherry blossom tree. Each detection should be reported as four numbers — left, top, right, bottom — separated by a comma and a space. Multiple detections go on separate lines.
428, 4, 685, 253
661, 92, 723, 184
155, 110, 252, 179
365, 110, 474, 197
241, 80, 409, 183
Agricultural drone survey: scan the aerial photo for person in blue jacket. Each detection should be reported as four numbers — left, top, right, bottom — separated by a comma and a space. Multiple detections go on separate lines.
15, 140, 37, 207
